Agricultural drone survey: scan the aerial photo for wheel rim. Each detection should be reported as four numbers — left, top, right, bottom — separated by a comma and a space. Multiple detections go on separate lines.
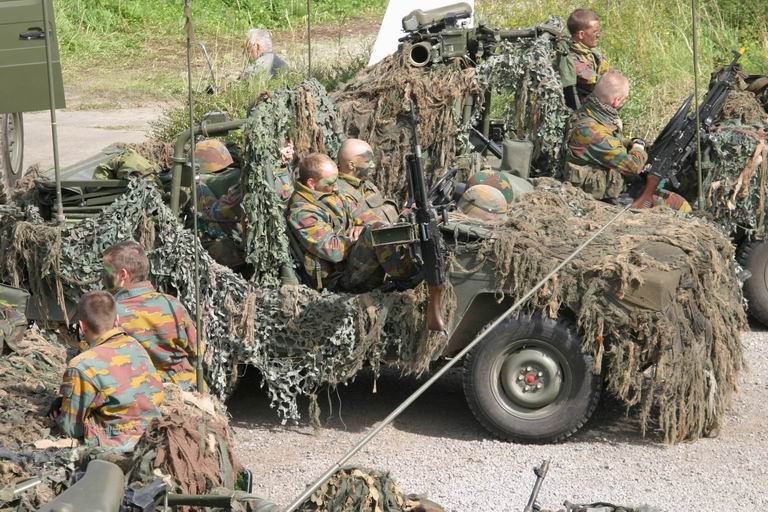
7, 113, 24, 178
490, 339, 570, 418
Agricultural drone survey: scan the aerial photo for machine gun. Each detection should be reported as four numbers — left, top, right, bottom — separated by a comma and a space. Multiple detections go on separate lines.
406, 99, 447, 332
632, 49, 745, 208
523, 460, 550, 512
399, 2, 553, 68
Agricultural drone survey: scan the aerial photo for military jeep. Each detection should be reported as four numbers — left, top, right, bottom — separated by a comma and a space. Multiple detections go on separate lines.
6, 100, 741, 447
0, 0, 66, 202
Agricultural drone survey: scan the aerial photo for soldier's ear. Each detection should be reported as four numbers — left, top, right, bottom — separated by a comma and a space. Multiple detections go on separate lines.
78, 320, 88, 336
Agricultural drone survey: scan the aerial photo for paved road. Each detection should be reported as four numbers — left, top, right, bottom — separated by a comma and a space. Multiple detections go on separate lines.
22, 108, 155, 172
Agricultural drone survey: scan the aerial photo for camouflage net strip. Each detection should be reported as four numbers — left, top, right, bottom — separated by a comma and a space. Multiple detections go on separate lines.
453, 179, 745, 443
0, 179, 448, 424
301, 467, 443, 512
241, 79, 343, 286
127, 384, 240, 495
332, 49, 482, 202
0, 327, 77, 512
477, 17, 572, 177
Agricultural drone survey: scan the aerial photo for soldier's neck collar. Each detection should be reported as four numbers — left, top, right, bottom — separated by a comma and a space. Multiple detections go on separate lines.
91, 327, 126, 348
585, 96, 621, 127
115, 281, 156, 299
570, 40, 593, 55
340, 173, 361, 187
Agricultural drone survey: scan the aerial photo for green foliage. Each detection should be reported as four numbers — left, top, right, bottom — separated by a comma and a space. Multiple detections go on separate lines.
55, 0, 385, 65
149, 49, 369, 142
477, 0, 768, 137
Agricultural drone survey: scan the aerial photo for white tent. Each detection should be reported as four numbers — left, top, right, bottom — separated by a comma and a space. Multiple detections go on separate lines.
367, 0, 475, 67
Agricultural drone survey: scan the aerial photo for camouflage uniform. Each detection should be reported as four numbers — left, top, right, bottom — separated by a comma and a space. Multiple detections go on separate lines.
114, 282, 199, 390
0, 285, 27, 350
55, 327, 164, 451
287, 182, 413, 291
337, 174, 399, 224
564, 97, 647, 200
197, 183, 244, 239
273, 164, 295, 202
568, 41, 611, 104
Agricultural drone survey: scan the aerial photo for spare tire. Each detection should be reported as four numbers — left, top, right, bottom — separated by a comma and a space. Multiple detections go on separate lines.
0, 112, 24, 204
463, 313, 600, 443
738, 240, 768, 326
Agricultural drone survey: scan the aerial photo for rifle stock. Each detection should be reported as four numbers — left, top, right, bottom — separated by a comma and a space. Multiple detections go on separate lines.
426, 284, 446, 332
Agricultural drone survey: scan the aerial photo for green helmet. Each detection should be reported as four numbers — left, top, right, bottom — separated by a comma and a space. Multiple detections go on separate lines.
194, 139, 234, 173
466, 170, 516, 203
458, 184, 508, 222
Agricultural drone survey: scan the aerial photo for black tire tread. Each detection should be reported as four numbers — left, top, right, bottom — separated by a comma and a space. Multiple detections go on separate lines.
738, 240, 768, 326
462, 314, 601, 444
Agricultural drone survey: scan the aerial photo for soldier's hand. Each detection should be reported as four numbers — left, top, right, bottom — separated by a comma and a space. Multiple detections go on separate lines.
348, 226, 365, 242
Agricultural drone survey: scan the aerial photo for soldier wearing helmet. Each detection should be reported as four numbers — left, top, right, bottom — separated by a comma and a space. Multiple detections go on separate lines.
457, 184, 509, 223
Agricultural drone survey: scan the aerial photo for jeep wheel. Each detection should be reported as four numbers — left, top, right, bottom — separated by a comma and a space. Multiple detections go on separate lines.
0, 112, 24, 203
463, 314, 600, 443
739, 240, 768, 326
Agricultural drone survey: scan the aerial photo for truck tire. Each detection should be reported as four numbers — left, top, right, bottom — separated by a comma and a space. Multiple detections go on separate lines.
0, 112, 24, 204
463, 313, 600, 443
738, 240, 768, 326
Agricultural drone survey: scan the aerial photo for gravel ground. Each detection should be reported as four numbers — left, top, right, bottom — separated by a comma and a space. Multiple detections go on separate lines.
229, 326, 768, 511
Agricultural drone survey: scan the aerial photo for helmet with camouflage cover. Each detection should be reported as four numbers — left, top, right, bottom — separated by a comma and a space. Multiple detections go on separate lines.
467, 170, 533, 204
457, 184, 508, 222
193, 139, 234, 173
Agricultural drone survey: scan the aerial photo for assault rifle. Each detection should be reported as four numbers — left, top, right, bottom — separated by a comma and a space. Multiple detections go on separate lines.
398, 3, 559, 68
406, 98, 447, 332
632, 49, 745, 208
523, 460, 550, 512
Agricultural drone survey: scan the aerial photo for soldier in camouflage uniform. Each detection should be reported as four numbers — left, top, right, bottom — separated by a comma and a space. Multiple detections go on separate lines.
102, 241, 200, 391
564, 72, 647, 201
52, 291, 164, 451
0, 284, 28, 350
336, 138, 399, 224
287, 153, 414, 291
567, 9, 611, 105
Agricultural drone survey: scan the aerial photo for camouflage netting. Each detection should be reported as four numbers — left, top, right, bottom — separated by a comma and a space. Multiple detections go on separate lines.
476, 17, 572, 176
241, 79, 343, 286
332, 47, 483, 202
300, 467, 443, 512
127, 384, 241, 495
0, 327, 77, 512
452, 179, 745, 443
0, 178, 450, 425
688, 88, 768, 238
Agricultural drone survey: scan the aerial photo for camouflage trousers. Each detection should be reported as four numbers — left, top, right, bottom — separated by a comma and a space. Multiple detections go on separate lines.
339, 226, 416, 292
563, 161, 628, 200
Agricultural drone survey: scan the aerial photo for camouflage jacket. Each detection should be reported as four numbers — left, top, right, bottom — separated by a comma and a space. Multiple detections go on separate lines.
197, 183, 243, 239
287, 182, 383, 287
337, 174, 399, 224
566, 98, 647, 174
114, 282, 199, 390
55, 328, 164, 450
568, 41, 610, 103
273, 164, 294, 202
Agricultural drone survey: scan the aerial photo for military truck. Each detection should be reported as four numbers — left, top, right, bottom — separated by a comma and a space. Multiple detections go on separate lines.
0, 0, 66, 203
0, 4, 744, 445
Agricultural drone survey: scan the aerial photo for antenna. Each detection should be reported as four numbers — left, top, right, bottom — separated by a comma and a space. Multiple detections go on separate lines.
183, 0, 206, 394
41, 0, 64, 224
691, 0, 703, 210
